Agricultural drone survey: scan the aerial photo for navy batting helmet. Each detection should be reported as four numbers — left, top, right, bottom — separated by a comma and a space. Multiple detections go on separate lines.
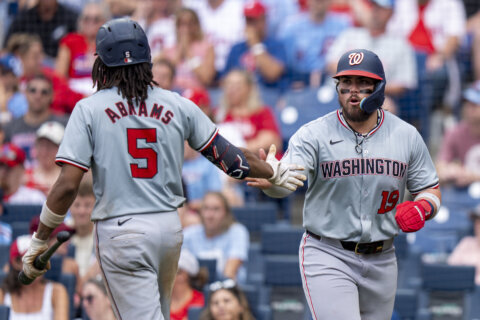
333, 49, 386, 113
95, 18, 151, 67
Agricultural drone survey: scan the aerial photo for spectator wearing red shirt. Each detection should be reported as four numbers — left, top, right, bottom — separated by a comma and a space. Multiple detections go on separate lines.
55, 3, 110, 95
216, 69, 282, 153
170, 249, 207, 320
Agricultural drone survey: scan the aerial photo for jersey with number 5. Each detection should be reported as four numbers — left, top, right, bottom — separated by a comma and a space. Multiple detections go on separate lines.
282, 109, 439, 242
56, 87, 217, 221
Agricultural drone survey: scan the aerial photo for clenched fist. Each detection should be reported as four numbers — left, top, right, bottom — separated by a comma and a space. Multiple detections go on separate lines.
395, 200, 432, 233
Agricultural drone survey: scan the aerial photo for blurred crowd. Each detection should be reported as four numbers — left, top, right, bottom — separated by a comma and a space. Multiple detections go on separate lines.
0, 0, 479, 319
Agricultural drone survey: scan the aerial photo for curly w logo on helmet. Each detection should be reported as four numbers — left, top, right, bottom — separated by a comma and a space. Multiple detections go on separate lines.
348, 52, 364, 65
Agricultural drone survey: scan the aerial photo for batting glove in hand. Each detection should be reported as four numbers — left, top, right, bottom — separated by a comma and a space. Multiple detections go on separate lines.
22, 233, 50, 280
395, 200, 431, 232
266, 144, 306, 191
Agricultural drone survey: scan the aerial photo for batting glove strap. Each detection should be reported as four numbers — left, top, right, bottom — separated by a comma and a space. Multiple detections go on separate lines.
265, 145, 305, 192
21, 233, 49, 280
395, 201, 427, 233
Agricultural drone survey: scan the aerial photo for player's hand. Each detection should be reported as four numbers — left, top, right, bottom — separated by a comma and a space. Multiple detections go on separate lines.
265, 144, 306, 191
22, 234, 50, 280
395, 200, 430, 232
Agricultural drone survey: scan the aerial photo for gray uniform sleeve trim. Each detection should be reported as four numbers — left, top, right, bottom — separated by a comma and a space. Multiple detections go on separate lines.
55, 157, 90, 171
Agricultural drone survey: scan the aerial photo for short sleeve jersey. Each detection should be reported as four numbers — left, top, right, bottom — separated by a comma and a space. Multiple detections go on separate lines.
282, 109, 439, 242
56, 87, 217, 221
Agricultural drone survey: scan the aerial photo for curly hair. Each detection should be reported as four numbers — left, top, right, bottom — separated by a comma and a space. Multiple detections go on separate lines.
91, 57, 158, 106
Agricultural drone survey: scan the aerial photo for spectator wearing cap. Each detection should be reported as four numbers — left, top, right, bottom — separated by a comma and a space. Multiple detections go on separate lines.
3, 74, 68, 164
0, 234, 69, 319
436, 82, 480, 187
160, 7, 216, 91
277, 0, 351, 87
326, 0, 417, 98
0, 143, 46, 205
25, 121, 65, 196
170, 249, 208, 320
223, 0, 288, 91
448, 204, 480, 285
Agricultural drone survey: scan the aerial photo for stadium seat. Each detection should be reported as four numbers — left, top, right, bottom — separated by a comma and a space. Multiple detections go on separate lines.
187, 306, 203, 320
274, 86, 339, 145
245, 242, 264, 285
0, 305, 9, 320
393, 289, 418, 320
408, 230, 459, 256
260, 224, 304, 255
59, 273, 77, 320
440, 186, 480, 211
418, 264, 476, 320
10, 221, 30, 239
0, 244, 10, 269
422, 204, 472, 239
2, 204, 41, 224
198, 258, 217, 283
0, 271, 6, 286
232, 202, 278, 241
264, 255, 302, 287
43, 255, 63, 282
258, 86, 282, 109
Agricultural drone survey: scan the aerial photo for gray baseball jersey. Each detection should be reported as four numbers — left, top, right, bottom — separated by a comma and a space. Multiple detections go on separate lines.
283, 109, 439, 242
56, 86, 217, 221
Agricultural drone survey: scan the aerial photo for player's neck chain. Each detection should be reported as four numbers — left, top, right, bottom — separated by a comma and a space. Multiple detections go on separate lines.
351, 110, 381, 154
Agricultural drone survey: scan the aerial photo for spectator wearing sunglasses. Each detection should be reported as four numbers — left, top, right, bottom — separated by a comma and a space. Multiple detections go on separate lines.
3, 74, 68, 164
200, 279, 254, 320
55, 3, 111, 95
81, 277, 116, 320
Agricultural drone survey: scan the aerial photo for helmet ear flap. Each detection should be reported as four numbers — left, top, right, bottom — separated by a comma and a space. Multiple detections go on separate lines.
359, 79, 385, 113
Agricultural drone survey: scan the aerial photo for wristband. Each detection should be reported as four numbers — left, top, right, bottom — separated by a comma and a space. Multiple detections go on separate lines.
414, 192, 440, 219
39, 202, 65, 229
250, 43, 266, 56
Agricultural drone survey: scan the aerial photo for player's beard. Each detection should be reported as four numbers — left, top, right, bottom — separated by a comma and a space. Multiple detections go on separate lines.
339, 96, 372, 123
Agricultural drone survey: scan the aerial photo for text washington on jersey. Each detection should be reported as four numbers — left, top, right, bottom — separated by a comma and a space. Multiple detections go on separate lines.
320, 158, 408, 179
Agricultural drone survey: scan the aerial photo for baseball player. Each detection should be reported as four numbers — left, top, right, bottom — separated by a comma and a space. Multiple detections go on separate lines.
248, 49, 441, 319
20, 18, 306, 320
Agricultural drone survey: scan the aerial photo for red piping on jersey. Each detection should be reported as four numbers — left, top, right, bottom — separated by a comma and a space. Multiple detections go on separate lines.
55, 159, 89, 172
198, 128, 219, 152
95, 225, 124, 320
411, 183, 439, 196
302, 233, 318, 320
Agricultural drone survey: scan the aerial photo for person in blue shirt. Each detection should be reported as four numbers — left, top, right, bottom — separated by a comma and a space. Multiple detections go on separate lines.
223, 0, 288, 91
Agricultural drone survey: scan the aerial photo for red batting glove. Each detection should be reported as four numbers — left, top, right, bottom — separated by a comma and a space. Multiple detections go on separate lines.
395, 200, 432, 233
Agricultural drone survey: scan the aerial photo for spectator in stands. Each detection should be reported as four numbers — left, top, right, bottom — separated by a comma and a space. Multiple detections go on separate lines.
0, 234, 69, 319
277, 0, 351, 87
326, 0, 417, 98
4, 0, 79, 59
0, 64, 28, 124
447, 204, 480, 285
387, 0, 466, 120
68, 178, 96, 280
0, 190, 12, 245
0, 143, 46, 205
152, 56, 176, 91
3, 75, 68, 163
160, 7, 216, 90
131, 0, 177, 58
12, 33, 84, 115
81, 276, 116, 320
216, 69, 282, 153
25, 121, 64, 196
170, 249, 208, 320
183, 140, 223, 212
184, 0, 245, 74
436, 82, 480, 187
260, 0, 300, 38
223, 0, 288, 91
199, 278, 254, 320
182, 192, 250, 283
55, 2, 111, 95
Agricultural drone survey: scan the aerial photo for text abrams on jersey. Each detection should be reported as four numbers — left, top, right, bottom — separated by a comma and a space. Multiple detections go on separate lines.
320, 157, 408, 179
104, 101, 174, 124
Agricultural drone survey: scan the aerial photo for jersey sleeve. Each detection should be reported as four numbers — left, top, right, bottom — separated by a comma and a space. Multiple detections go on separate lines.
55, 102, 93, 171
282, 125, 317, 175
181, 97, 218, 151
407, 130, 439, 194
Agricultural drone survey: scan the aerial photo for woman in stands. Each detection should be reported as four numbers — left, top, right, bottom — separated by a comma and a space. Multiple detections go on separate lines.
199, 278, 254, 320
216, 69, 282, 153
0, 234, 69, 320
182, 192, 250, 283
81, 277, 116, 320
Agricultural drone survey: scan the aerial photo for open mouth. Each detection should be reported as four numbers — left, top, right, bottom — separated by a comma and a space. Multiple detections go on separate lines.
349, 96, 360, 106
